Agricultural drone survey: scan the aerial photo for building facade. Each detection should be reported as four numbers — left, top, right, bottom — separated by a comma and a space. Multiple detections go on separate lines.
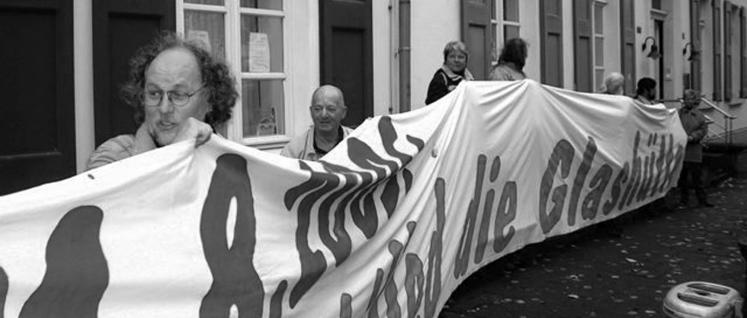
1, 0, 746, 194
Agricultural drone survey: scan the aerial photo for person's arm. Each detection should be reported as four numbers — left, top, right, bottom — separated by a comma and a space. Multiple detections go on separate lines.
689, 113, 708, 143
425, 71, 448, 104
173, 117, 213, 147
86, 135, 139, 170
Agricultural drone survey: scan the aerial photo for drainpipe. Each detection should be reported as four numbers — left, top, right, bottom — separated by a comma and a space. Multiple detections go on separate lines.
398, 0, 411, 112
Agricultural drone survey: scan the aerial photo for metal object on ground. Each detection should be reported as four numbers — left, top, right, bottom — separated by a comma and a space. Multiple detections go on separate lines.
663, 281, 743, 318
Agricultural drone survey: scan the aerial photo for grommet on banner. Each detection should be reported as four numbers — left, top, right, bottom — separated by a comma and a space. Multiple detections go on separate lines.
662, 281, 743, 318
431, 148, 438, 158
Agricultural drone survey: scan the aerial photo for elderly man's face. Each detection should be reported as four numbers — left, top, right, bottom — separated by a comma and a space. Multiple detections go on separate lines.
310, 91, 346, 134
143, 48, 209, 146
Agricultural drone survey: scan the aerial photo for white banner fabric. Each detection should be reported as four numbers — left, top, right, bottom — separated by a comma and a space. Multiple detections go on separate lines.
0, 80, 686, 317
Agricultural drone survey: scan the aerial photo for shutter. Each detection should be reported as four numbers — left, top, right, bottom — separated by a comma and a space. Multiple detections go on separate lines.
541, 0, 564, 87
620, 0, 636, 95
690, 0, 702, 91
725, 1, 732, 101
741, 7, 747, 97
714, 0, 722, 101
573, 0, 593, 92
461, 0, 493, 80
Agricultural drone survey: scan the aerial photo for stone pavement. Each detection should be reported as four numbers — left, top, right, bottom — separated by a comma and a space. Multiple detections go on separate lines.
439, 176, 747, 318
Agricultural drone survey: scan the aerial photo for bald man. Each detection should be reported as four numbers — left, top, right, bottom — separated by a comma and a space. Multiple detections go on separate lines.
601, 72, 625, 95
281, 85, 353, 161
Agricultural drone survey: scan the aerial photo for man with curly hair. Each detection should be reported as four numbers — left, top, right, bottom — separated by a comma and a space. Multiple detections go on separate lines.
87, 32, 238, 170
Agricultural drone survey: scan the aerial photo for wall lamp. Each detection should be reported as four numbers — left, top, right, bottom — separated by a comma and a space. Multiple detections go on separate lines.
682, 42, 700, 61
642, 36, 660, 59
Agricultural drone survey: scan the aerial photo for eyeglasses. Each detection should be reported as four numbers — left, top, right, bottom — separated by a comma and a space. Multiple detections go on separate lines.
144, 85, 204, 107
310, 105, 343, 114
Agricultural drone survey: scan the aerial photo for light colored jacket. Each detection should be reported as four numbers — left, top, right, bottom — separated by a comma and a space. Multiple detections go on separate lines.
679, 107, 708, 163
280, 125, 353, 161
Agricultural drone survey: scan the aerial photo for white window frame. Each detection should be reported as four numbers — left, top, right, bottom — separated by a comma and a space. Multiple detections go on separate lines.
499, 0, 521, 46
177, 0, 292, 149
592, 0, 607, 91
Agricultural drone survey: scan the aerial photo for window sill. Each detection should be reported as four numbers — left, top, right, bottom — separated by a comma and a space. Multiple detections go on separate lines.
241, 134, 291, 150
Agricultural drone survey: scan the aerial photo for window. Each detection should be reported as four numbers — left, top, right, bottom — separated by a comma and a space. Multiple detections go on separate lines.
502, 0, 520, 43
179, 0, 286, 143
593, 1, 606, 91
491, 0, 497, 65
652, 0, 662, 11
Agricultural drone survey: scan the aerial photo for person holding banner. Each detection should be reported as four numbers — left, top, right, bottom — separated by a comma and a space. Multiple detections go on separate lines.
600, 72, 625, 95
678, 89, 714, 208
634, 77, 657, 104
281, 85, 352, 161
425, 41, 474, 105
86, 32, 238, 170
488, 37, 528, 81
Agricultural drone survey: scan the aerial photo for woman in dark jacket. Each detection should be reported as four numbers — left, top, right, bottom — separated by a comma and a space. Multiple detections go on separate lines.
425, 41, 474, 105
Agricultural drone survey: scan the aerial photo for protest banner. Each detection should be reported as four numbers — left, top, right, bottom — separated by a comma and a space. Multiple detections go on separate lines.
0, 80, 686, 317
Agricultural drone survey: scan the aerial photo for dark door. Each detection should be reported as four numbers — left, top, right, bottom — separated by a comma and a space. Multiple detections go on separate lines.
690, 0, 702, 91
620, 0, 636, 95
654, 19, 664, 100
93, 0, 175, 145
461, 0, 493, 80
0, 0, 75, 195
573, 0, 593, 92
541, 0, 564, 87
724, 1, 732, 102
319, 0, 373, 128
741, 7, 746, 97
713, 0, 722, 101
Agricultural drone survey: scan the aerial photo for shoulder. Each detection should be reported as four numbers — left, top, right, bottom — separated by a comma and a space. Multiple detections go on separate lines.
429, 69, 447, 82
86, 135, 137, 170
280, 127, 314, 159
489, 65, 511, 80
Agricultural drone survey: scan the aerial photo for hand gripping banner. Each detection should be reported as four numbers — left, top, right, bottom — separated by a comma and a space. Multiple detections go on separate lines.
0, 80, 686, 317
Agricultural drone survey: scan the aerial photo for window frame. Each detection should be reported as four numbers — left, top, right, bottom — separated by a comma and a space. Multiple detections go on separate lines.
592, 0, 607, 91
177, 0, 292, 148
500, 0, 521, 45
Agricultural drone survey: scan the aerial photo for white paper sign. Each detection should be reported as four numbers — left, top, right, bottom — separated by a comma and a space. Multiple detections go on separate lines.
249, 32, 271, 73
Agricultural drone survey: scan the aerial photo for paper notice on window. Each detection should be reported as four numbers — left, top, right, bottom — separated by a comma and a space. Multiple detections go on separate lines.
249, 32, 271, 73
187, 30, 212, 53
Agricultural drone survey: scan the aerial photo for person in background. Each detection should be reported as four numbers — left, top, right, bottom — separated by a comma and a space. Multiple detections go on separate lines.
634, 77, 657, 104
600, 72, 625, 95
425, 41, 474, 105
86, 31, 238, 170
281, 85, 352, 161
488, 38, 528, 81
678, 89, 714, 208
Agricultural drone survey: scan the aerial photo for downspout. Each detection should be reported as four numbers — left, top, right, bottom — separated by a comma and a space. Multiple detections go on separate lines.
398, 0, 411, 112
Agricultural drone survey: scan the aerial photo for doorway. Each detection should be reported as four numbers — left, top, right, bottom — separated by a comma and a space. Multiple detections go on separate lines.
0, 0, 76, 195
319, 0, 374, 128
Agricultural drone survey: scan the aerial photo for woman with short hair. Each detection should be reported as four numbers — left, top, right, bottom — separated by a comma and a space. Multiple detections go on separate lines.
425, 41, 474, 105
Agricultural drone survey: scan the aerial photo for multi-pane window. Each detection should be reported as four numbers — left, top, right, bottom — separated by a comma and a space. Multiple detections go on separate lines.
593, 1, 605, 90
491, 0, 497, 65
502, 0, 520, 42
180, 0, 286, 142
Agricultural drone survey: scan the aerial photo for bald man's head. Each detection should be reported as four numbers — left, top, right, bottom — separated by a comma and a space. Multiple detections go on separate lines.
311, 85, 346, 107
309, 85, 347, 134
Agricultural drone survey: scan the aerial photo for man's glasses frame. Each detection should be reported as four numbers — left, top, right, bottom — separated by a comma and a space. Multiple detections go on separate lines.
144, 85, 204, 107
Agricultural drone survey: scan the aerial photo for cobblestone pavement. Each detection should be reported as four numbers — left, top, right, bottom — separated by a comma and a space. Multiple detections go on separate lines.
439, 176, 747, 318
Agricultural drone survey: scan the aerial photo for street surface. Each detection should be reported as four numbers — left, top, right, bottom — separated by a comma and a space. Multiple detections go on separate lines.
439, 176, 747, 317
